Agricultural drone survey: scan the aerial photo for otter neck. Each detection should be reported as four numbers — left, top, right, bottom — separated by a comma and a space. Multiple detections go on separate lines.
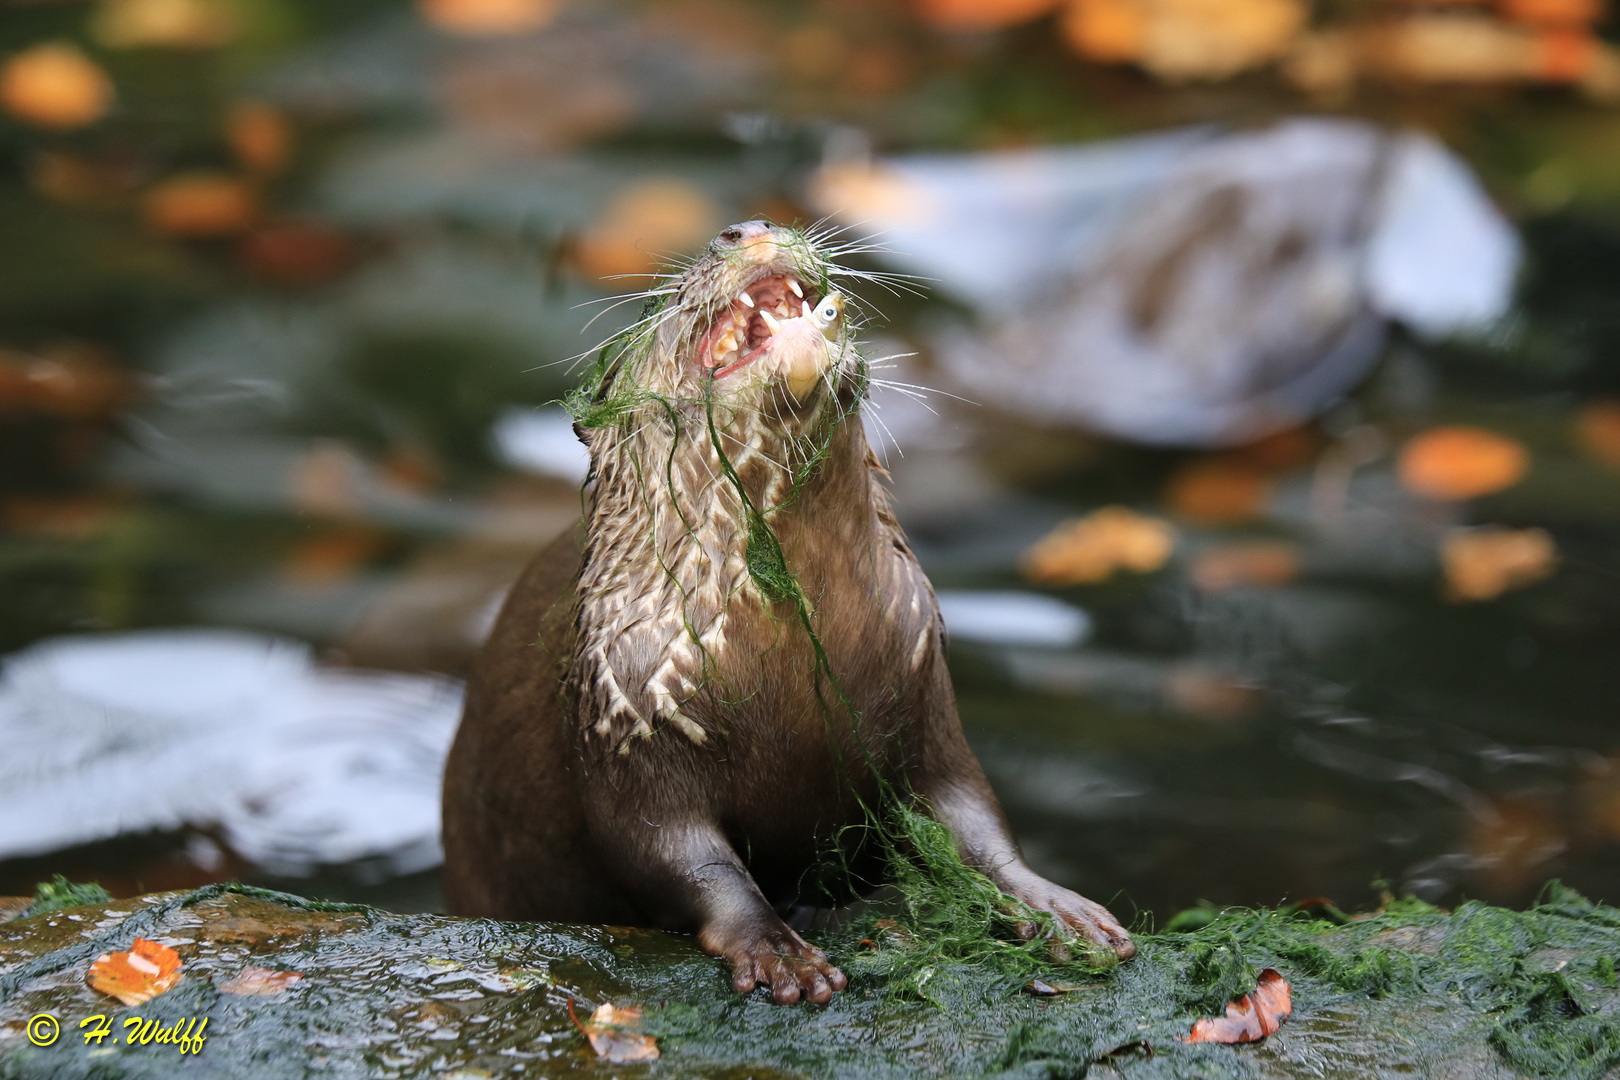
574, 393, 877, 754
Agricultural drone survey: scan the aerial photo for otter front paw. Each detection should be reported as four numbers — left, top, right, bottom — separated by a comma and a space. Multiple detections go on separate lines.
1005, 875, 1136, 962
699, 921, 847, 1004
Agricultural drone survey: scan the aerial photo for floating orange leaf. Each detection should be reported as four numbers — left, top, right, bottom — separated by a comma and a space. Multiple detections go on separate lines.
227, 101, 292, 175
1166, 664, 1261, 721
1584, 754, 1620, 843
1060, 0, 1147, 61
87, 938, 182, 1006
287, 441, 365, 517
1398, 426, 1528, 501
569, 999, 659, 1064
1373, 16, 1523, 84
809, 162, 937, 226
0, 42, 114, 130
1023, 506, 1176, 585
419, 0, 560, 36
1468, 796, 1566, 892
2, 494, 125, 541
218, 966, 302, 996
239, 221, 355, 285
27, 150, 138, 208
141, 173, 258, 237
1187, 968, 1291, 1043
1440, 526, 1556, 601
91, 0, 238, 49
1574, 400, 1620, 469
1062, 0, 1305, 80
283, 527, 389, 584
1189, 540, 1300, 592
1164, 459, 1272, 523
574, 178, 719, 280
915, 0, 1061, 31
0, 342, 133, 419
1234, 425, 1318, 470
1500, 0, 1604, 26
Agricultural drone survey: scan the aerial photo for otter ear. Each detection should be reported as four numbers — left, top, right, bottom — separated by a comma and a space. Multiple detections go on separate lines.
572, 420, 595, 450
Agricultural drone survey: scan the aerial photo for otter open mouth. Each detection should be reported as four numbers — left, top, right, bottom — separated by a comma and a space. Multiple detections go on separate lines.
699, 273, 820, 379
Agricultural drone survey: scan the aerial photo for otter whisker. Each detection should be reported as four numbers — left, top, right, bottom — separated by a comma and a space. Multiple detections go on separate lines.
865, 350, 921, 369
865, 408, 905, 463
869, 378, 979, 408
577, 290, 678, 334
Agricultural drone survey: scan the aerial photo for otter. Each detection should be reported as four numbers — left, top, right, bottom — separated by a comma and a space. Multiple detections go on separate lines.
441, 220, 1135, 1004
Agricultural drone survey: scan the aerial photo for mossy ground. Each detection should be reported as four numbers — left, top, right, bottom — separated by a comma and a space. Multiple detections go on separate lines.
1, 882, 1617, 1079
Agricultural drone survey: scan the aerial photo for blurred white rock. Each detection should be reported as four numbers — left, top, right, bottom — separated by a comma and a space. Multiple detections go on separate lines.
813, 118, 1520, 446
935, 590, 1092, 649
491, 405, 591, 482
0, 629, 462, 877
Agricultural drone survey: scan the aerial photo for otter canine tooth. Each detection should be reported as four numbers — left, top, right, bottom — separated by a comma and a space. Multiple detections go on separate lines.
787, 278, 803, 298
738, 291, 754, 307
801, 300, 812, 318
760, 310, 780, 332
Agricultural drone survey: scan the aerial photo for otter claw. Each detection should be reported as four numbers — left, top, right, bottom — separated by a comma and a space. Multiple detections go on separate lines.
1006, 877, 1136, 962
708, 924, 845, 1005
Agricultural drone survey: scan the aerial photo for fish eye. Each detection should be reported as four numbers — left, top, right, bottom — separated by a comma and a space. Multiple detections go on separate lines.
819, 301, 839, 321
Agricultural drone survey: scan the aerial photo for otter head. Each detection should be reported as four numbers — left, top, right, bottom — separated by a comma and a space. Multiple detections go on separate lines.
598, 220, 862, 442
692, 220, 851, 408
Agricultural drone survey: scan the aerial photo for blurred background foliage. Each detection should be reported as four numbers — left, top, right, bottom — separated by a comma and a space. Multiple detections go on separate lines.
3, 0, 1620, 924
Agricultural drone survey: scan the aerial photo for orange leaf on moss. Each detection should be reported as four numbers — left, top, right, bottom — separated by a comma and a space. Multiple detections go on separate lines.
1398, 426, 1528, 501
87, 938, 182, 1006
570, 999, 659, 1064
1188, 968, 1291, 1043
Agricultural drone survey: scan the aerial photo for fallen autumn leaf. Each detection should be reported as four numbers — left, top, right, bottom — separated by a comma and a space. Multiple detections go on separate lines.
1187, 967, 1291, 1043
86, 938, 183, 1006
218, 966, 303, 996
570, 997, 659, 1064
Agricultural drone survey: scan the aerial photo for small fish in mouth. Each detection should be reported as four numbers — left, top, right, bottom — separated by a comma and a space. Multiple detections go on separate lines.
699, 272, 846, 400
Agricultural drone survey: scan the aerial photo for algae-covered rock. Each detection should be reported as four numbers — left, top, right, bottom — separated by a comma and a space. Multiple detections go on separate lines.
0, 884, 1617, 1079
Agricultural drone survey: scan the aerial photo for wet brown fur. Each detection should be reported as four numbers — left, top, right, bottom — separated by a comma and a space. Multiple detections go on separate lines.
442, 222, 1133, 1004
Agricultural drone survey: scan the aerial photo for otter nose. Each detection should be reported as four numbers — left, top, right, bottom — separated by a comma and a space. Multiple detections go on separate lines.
715, 220, 772, 247
715, 220, 782, 265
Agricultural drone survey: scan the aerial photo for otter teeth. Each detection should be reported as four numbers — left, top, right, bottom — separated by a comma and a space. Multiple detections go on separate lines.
760, 310, 780, 332
787, 278, 803, 298
738, 291, 754, 307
